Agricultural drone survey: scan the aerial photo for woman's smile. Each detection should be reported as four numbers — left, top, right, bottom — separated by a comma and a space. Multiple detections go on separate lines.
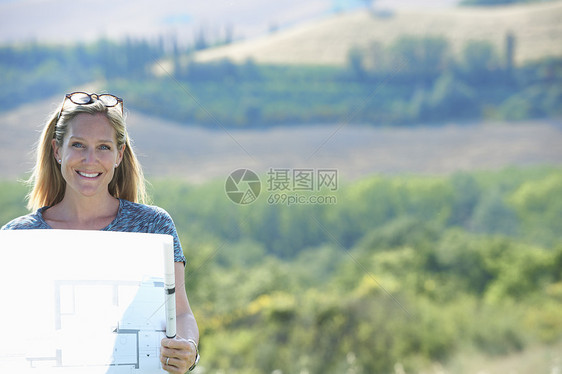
76, 170, 102, 179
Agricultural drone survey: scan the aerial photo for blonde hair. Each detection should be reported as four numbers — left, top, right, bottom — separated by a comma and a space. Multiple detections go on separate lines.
26, 97, 148, 211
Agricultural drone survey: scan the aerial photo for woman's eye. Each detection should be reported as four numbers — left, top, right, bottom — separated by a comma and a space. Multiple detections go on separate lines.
72, 142, 84, 148
99, 145, 111, 150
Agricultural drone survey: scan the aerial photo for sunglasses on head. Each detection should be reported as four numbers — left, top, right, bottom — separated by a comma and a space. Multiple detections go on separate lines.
57, 92, 124, 120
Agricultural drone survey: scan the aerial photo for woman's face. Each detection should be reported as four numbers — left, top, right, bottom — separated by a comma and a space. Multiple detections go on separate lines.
53, 113, 125, 201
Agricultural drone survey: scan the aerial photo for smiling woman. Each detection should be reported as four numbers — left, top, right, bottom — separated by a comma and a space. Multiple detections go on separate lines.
1, 91, 200, 373
50, 112, 126, 228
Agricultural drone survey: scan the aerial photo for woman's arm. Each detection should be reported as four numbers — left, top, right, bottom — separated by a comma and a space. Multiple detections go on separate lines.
160, 262, 199, 373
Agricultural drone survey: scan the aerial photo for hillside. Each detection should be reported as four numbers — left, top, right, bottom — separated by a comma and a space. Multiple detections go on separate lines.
194, 1, 562, 66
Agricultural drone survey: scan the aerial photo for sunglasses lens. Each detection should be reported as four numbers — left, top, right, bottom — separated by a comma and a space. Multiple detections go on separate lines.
69, 92, 92, 105
98, 95, 119, 107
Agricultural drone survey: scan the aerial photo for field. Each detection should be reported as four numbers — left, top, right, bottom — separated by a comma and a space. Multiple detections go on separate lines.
194, 1, 562, 66
2, 96, 562, 181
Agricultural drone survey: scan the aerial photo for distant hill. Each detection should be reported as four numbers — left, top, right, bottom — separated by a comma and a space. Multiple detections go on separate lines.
193, 1, 562, 66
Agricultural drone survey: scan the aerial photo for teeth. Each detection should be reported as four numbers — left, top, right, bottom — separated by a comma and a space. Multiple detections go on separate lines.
78, 171, 100, 178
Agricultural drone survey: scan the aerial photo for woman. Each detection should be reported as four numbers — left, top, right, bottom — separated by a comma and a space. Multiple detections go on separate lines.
1, 92, 199, 373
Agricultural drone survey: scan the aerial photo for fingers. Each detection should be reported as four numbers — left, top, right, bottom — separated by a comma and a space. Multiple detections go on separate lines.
162, 337, 192, 350
160, 337, 195, 373
160, 354, 188, 374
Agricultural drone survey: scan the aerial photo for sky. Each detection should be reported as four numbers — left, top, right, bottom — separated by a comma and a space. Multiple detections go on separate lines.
0, 0, 460, 45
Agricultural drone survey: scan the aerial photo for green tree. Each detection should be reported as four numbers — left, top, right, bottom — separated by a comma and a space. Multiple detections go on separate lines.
347, 46, 366, 79
428, 73, 478, 119
448, 172, 482, 227
459, 40, 501, 84
509, 172, 562, 244
471, 188, 519, 236
388, 36, 451, 84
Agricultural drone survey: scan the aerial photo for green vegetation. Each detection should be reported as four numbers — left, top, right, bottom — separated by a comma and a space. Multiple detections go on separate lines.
2, 166, 561, 373
0, 39, 164, 109
1, 34, 561, 127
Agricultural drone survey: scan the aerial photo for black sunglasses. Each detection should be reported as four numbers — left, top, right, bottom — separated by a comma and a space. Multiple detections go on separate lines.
57, 92, 124, 120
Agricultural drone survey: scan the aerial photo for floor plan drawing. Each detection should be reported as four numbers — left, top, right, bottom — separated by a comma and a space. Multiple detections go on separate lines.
0, 230, 174, 373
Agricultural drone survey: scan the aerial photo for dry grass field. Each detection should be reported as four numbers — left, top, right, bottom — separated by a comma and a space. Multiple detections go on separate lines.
194, 1, 562, 66
2, 96, 561, 183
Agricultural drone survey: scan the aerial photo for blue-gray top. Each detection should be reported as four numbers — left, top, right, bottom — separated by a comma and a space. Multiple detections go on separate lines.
1, 199, 186, 264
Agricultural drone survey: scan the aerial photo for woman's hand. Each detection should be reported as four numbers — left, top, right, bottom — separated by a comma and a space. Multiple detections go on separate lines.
160, 337, 197, 373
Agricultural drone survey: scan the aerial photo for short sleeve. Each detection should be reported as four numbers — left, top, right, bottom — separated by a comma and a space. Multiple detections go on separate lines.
150, 207, 186, 265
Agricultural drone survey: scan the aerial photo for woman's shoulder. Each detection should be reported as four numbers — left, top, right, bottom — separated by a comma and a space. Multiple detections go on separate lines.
1, 208, 50, 230
119, 199, 171, 219
113, 199, 176, 231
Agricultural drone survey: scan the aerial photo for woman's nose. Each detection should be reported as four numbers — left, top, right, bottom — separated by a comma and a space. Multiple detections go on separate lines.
83, 148, 96, 163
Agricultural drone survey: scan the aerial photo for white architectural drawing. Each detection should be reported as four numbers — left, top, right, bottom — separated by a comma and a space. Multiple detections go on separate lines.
0, 230, 174, 373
